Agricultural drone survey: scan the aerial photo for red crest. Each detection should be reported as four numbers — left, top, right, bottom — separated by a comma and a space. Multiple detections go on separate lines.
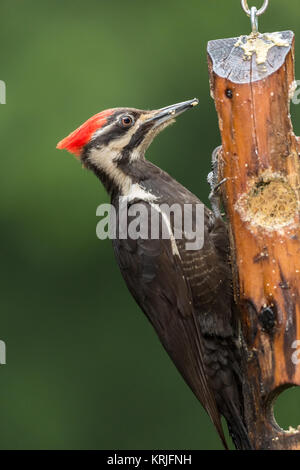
56, 109, 115, 156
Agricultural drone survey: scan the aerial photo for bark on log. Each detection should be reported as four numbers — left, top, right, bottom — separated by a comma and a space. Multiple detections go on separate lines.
207, 31, 300, 450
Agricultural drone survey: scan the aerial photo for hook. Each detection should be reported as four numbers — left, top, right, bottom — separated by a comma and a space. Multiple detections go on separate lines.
241, 0, 269, 33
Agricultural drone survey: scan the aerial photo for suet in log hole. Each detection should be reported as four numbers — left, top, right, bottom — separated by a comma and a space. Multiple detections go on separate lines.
235, 173, 298, 230
273, 386, 300, 434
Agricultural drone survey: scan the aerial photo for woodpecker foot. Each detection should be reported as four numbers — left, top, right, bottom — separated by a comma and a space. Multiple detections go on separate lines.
208, 178, 227, 218
207, 146, 226, 218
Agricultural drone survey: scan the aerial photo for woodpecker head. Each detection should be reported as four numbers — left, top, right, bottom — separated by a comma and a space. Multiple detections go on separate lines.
57, 99, 198, 195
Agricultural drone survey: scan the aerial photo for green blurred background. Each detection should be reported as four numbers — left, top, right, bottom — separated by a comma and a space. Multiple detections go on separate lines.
1, 0, 300, 450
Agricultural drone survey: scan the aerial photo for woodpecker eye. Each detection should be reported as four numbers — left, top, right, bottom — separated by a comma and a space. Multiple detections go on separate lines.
120, 115, 134, 128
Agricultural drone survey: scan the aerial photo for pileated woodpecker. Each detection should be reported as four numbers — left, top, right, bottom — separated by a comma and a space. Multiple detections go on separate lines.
57, 99, 250, 449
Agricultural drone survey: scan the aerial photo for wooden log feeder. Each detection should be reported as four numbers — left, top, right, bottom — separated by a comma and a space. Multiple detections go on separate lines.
207, 30, 300, 449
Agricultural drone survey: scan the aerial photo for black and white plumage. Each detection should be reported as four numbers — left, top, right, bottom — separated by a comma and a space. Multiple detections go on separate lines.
57, 100, 251, 449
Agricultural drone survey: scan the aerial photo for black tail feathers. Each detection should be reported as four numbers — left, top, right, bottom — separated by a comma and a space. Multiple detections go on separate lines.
223, 401, 253, 450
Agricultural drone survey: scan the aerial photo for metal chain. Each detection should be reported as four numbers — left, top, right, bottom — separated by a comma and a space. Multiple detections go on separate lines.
241, 0, 269, 33
241, 0, 269, 16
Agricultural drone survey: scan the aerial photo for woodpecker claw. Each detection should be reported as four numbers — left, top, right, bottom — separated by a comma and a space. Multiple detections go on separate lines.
208, 146, 226, 218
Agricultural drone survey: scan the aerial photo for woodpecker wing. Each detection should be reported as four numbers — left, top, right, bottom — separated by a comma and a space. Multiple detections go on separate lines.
112, 200, 228, 448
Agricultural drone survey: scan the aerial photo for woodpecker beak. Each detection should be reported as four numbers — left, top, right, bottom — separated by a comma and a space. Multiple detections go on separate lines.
145, 98, 199, 127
